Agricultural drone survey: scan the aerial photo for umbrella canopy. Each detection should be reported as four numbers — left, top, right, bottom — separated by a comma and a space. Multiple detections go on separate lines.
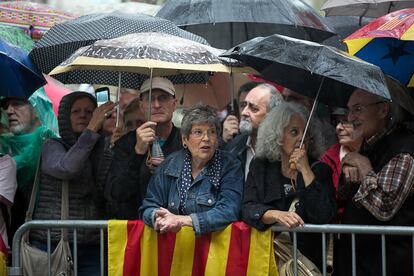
64, 2, 160, 16
0, 38, 46, 98
0, 24, 34, 52
156, 0, 335, 49
29, 11, 209, 75
0, 1, 74, 40
344, 8, 414, 87
221, 34, 390, 108
48, 32, 251, 88
0, 24, 59, 132
322, 0, 414, 18
43, 75, 71, 117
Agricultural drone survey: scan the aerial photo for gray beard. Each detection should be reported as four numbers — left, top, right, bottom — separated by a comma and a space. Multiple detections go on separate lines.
239, 120, 253, 135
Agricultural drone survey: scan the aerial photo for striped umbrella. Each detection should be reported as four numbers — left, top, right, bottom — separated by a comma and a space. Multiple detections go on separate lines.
0, 1, 74, 41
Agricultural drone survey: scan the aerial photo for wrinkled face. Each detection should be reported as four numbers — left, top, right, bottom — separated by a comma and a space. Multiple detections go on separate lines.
182, 123, 218, 165
70, 97, 95, 134
347, 89, 388, 140
124, 109, 145, 132
6, 100, 38, 134
336, 120, 362, 148
140, 89, 177, 124
240, 87, 271, 134
280, 114, 306, 158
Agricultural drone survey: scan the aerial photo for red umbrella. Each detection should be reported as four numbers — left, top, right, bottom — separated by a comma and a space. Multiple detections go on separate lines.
0, 1, 75, 40
43, 75, 71, 116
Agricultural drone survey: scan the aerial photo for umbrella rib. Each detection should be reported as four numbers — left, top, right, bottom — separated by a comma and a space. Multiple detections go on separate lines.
299, 77, 324, 149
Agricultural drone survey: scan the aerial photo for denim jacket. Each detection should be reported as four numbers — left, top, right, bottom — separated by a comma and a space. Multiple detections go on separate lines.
139, 149, 243, 235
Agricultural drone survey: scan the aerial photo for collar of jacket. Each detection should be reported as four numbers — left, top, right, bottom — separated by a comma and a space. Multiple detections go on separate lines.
164, 149, 217, 178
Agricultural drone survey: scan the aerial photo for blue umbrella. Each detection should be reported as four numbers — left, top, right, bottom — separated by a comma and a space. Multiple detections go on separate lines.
0, 38, 46, 98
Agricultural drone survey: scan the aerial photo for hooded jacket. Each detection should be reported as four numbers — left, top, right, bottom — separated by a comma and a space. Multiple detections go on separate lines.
31, 92, 105, 244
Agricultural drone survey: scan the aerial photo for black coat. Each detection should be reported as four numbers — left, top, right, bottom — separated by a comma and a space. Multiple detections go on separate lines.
242, 157, 336, 270
105, 126, 182, 219
224, 134, 249, 173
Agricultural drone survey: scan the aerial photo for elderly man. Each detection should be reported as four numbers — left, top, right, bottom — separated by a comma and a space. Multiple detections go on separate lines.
0, 97, 55, 239
335, 88, 414, 276
106, 77, 182, 219
224, 83, 283, 179
221, 82, 262, 144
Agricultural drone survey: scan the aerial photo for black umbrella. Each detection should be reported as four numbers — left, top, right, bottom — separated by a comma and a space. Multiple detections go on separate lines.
29, 11, 209, 75
321, 16, 374, 50
221, 34, 391, 108
222, 34, 414, 149
156, 0, 336, 49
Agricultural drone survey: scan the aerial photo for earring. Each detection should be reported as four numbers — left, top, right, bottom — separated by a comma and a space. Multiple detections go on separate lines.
183, 144, 188, 149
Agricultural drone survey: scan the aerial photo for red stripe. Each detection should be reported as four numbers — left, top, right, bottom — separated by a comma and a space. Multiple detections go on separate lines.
0, 235, 6, 256
123, 220, 145, 276
157, 232, 177, 276
191, 233, 211, 276
225, 222, 251, 276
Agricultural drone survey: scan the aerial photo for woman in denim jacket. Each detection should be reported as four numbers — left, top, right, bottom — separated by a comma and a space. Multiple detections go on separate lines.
140, 105, 244, 235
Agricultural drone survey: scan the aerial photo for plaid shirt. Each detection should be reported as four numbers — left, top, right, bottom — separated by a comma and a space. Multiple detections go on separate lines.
353, 153, 414, 221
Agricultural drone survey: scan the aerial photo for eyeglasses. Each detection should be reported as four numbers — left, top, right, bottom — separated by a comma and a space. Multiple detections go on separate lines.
141, 94, 173, 103
190, 128, 217, 139
348, 101, 386, 117
337, 119, 354, 128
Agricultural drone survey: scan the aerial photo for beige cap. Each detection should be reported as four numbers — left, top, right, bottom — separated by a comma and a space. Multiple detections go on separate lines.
140, 77, 175, 96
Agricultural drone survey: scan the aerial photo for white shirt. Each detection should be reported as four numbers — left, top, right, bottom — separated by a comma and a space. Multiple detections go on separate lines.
245, 136, 255, 180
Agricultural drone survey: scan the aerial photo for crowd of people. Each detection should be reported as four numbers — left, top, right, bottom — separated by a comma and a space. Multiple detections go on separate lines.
1, 76, 413, 275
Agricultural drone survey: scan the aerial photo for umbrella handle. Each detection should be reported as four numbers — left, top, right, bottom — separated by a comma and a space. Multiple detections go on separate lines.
147, 68, 154, 122
116, 72, 122, 128
298, 77, 325, 149
290, 78, 324, 171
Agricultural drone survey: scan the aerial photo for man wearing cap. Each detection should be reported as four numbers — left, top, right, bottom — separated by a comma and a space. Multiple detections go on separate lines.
0, 97, 55, 240
105, 77, 182, 219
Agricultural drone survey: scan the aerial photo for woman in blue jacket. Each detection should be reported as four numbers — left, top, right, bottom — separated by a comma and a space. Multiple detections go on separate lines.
140, 105, 244, 235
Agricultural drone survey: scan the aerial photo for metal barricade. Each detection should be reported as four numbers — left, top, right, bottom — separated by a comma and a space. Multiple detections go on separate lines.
9, 221, 414, 276
9, 220, 107, 276
272, 224, 414, 276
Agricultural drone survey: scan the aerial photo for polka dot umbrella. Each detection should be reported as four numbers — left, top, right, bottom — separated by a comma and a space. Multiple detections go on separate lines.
29, 11, 209, 75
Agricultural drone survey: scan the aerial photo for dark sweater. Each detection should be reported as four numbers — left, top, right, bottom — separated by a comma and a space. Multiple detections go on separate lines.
242, 158, 336, 270
105, 126, 182, 219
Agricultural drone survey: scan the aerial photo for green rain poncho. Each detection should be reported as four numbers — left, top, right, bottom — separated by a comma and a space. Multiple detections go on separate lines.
0, 125, 56, 190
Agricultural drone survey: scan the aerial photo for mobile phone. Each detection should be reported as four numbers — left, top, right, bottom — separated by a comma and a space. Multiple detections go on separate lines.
95, 87, 110, 107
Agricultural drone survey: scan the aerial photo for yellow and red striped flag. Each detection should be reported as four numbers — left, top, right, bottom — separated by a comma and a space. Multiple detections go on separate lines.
0, 235, 7, 276
108, 220, 277, 276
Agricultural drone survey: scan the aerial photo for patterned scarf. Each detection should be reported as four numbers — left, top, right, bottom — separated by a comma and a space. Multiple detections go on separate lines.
179, 149, 222, 214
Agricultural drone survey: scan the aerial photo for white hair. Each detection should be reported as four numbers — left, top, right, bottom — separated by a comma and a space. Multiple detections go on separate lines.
255, 102, 326, 162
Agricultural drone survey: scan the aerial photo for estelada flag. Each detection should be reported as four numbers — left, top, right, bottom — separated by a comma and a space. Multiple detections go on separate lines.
108, 220, 277, 276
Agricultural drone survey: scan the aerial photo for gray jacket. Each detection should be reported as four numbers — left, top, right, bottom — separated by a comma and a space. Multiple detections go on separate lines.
31, 92, 105, 244
31, 130, 105, 244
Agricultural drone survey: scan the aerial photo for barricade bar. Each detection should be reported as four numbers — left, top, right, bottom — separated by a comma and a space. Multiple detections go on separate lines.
9, 221, 414, 276
272, 224, 414, 235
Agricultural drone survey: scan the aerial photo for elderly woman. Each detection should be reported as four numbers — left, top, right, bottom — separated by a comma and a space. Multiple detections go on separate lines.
242, 102, 336, 270
31, 92, 115, 276
140, 105, 243, 235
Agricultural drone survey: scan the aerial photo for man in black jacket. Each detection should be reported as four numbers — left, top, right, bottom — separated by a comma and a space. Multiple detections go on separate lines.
224, 83, 283, 179
105, 77, 182, 219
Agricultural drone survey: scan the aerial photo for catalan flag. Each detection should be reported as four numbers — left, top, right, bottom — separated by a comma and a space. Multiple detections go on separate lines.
108, 220, 277, 276
0, 235, 7, 276
344, 8, 414, 87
